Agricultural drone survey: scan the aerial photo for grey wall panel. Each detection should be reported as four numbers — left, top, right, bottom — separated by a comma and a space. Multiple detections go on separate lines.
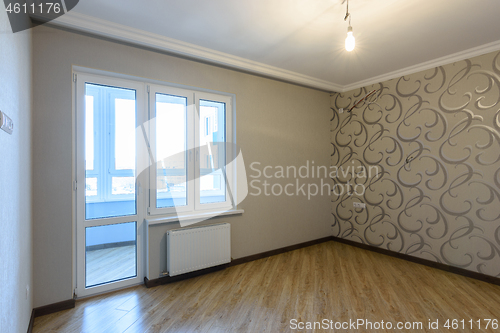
0, 10, 33, 333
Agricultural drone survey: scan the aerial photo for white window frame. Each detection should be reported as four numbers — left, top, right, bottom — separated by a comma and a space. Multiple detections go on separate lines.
194, 92, 233, 212
148, 85, 195, 215
148, 87, 234, 216
83, 84, 137, 204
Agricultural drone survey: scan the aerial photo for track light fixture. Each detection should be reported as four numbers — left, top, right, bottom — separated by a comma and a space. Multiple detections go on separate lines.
344, 0, 355, 52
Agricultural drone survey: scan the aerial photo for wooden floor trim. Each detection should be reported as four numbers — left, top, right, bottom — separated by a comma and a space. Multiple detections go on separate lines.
144, 264, 228, 288
229, 236, 333, 267
27, 309, 34, 333
332, 236, 500, 286
144, 236, 333, 288
33, 299, 75, 318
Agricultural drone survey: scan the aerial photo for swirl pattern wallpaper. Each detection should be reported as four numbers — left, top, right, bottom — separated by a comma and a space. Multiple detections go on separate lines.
331, 50, 500, 278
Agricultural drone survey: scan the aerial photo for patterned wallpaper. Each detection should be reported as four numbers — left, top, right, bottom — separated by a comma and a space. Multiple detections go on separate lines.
330, 50, 500, 277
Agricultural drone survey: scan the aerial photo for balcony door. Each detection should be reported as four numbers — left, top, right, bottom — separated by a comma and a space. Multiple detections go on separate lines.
75, 73, 146, 297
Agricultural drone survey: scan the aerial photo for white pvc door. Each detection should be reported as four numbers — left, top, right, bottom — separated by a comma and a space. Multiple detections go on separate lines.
75, 73, 146, 297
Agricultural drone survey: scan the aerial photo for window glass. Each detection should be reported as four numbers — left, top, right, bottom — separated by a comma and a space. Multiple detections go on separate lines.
85, 222, 137, 287
155, 93, 188, 208
85, 96, 94, 171
84, 83, 137, 220
85, 178, 97, 197
199, 100, 226, 204
114, 99, 136, 171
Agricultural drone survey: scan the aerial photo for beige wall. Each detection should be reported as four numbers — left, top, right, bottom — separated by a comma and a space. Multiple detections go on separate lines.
331, 50, 500, 277
0, 10, 33, 333
32, 25, 331, 306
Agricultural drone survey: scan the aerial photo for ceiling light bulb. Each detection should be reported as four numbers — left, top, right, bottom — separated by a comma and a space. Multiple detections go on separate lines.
345, 26, 355, 52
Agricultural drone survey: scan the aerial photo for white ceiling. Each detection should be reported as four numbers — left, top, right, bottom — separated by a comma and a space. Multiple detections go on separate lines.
52, 0, 500, 92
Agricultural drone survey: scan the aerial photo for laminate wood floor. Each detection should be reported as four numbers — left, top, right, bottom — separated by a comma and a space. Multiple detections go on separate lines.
33, 241, 500, 332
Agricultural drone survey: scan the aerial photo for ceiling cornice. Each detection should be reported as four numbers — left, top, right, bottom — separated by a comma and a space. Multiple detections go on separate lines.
46, 12, 500, 93
341, 39, 500, 92
48, 12, 343, 92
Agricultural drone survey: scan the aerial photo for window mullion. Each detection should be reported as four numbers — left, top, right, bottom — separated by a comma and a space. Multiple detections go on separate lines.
188, 93, 197, 211
148, 87, 156, 213
105, 93, 113, 201
98, 90, 107, 202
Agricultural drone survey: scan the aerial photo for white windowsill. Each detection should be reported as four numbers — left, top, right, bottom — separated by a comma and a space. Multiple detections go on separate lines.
145, 209, 244, 226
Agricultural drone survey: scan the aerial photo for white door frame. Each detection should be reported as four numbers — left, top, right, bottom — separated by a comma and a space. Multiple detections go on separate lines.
73, 71, 146, 298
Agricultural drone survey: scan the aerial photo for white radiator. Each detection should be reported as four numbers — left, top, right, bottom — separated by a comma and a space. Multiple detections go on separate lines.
166, 223, 231, 276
